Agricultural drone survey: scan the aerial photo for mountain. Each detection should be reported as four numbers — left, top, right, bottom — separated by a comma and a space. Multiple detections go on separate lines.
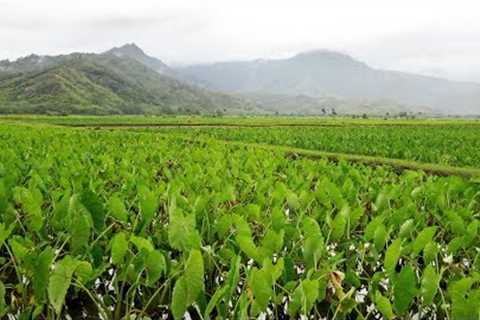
0, 49, 260, 115
105, 43, 174, 76
177, 50, 480, 115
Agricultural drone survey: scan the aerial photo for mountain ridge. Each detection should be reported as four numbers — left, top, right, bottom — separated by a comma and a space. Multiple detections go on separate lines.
176, 50, 480, 115
0, 50, 260, 115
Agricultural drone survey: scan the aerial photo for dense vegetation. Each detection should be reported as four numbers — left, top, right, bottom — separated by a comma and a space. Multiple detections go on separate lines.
0, 123, 479, 319
0, 53, 259, 115
155, 125, 480, 168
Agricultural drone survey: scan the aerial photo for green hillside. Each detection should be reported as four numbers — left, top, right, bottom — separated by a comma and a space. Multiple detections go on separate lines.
0, 53, 260, 115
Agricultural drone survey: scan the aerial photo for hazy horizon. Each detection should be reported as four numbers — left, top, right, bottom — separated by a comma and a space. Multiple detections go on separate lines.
2, 0, 480, 83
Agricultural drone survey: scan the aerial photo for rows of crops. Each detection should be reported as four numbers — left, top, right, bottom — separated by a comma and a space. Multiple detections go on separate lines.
151, 126, 480, 168
0, 124, 479, 319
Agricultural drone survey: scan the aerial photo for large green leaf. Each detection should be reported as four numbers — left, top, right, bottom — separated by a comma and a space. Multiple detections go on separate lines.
171, 249, 204, 319
14, 187, 43, 232
375, 291, 394, 320
171, 276, 188, 320
168, 211, 201, 252
69, 195, 92, 255
288, 278, 319, 316
33, 247, 55, 303
80, 190, 105, 231
137, 185, 158, 233
48, 256, 80, 315
420, 265, 440, 305
248, 267, 271, 311
145, 250, 166, 286
412, 227, 437, 256
110, 232, 129, 265
107, 196, 128, 223
393, 265, 417, 314
331, 206, 349, 241
384, 238, 401, 275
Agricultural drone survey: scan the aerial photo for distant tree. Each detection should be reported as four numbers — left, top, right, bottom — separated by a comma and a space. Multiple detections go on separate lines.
362, 113, 368, 119
331, 108, 337, 116
321, 108, 327, 115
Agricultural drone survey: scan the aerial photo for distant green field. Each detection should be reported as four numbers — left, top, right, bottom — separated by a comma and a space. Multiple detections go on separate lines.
2, 114, 480, 127
151, 125, 480, 168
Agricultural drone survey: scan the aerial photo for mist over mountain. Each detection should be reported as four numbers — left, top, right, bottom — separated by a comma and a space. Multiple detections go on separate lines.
177, 50, 480, 115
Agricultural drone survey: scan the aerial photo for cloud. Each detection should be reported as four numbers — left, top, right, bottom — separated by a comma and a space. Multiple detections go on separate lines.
1, 0, 480, 82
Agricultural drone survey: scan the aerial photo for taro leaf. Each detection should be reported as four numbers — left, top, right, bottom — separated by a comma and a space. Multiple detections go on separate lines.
302, 217, 324, 270
171, 276, 188, 320
375, 191, 389, 212
448, 278, 480, 320
107, 196, 128, 223
463, 220, 479, 248
423, 242, 438, 264
260, 229, 284, 258
447, 211, 465, 235
271, 207, 286, 232
48, 256, 80, 315
9, 236, 30, 261
384, 238, 401, 275
0, 223, 13, 249
420, 265, 440, 305
303, 217, 321, 235
318, 277, 328, 302
204, 286, 227, 319
331, 206, 349, 241
168, 211, 201, 252
130, 235, 154, 252
110, 232, 129, 265
248, 267, 271, 311
0, 280, 5, 317
393, 265, 417, 314
398, 219, 415, 239
145, 250, 166, 286
14, 187, 43, 232
51, 192, 71, 231
448, 237, 464, 254
234, 215, 260, 262
33, 247, 55, 303
375, 291, 394, 320
374, 224, 388, 251
137, 186, 158, 233
262, 258, 284, 283
412, 227, 437, 256
80, 190, 105, 231
171, 249, 204, 319
365, 217, 384, 241
184, 249, 204, 302
303, 233, 323, 270
288, 279, 319, 317
225, 255, 241, 303
75, 261, 93, 284
68, 195, 93, 255
215, 215, 232, 238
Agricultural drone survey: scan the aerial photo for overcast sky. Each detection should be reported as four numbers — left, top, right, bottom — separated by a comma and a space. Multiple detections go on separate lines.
2, 0, 480, 82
